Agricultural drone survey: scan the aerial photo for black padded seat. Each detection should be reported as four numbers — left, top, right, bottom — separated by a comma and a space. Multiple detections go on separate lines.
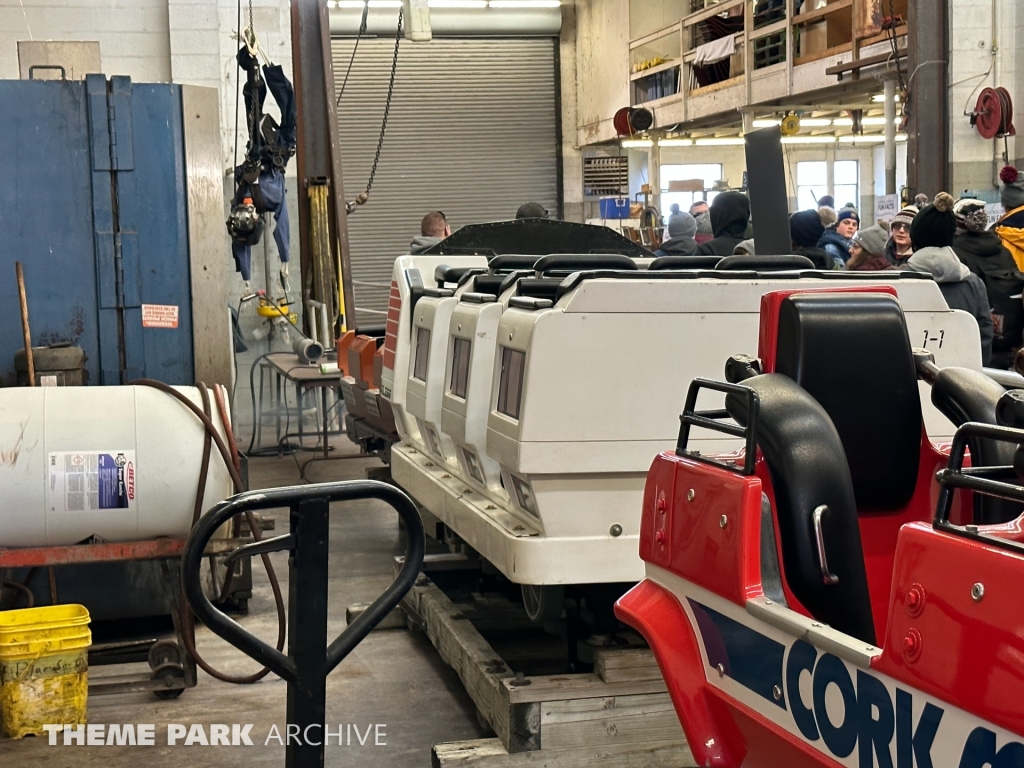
932, 367, 1021, 523
533, 254, 638, 274
472, 274, 507, 296
488, 254, 539, 272
775, 294, 921, 511
649, 255, 723, 270
716, 255, 815, 272
435, 265, 483, 287
727, 374, 876, 645
517, 277, 562, 300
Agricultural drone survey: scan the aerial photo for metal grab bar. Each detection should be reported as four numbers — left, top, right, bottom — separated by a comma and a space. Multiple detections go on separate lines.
182, 480, 425, 768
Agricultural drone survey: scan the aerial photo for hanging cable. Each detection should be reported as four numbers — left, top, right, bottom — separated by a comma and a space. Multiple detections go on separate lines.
336, 1, 369, 108
366, 7, 403, 198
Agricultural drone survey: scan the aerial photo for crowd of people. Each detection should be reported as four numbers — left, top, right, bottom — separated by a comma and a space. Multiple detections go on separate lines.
404, 168, 1024, 369
653, 165, 1024, 369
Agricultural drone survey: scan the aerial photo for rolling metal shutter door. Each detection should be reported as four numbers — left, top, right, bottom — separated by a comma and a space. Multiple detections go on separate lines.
331, 37, 559, 327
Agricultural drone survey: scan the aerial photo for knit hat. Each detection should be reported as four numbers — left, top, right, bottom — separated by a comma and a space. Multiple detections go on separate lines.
910, 192, 956, 250
790, 209, 826, 248
953, 198, 989, 233
852, 225, 888, 257
817, 195, 835, 209
891, 204, 919, 230
817, 206, 838, 229
914, 193, 930, 208
836, 207, 860, 225
667, 211, 697, 240
1000, 165, 1024, 211
695, 211, 713, 236
734, 239, 756, 255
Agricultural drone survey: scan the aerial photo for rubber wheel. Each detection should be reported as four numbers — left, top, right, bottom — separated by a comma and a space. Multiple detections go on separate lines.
522, 584, 566, 624
148, 640, 183, 671
151, 662, 186, 700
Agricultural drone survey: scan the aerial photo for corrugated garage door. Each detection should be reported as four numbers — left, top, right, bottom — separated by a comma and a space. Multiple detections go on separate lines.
331, 37, 559, 327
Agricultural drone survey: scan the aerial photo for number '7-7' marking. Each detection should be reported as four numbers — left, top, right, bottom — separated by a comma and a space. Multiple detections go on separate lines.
922, 330, 945, 348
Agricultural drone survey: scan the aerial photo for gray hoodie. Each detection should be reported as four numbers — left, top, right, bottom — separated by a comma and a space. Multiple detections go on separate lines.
410, 235, 442, 254
907, 246, 993, 365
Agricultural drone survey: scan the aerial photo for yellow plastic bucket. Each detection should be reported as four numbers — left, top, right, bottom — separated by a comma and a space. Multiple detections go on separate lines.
0, 604, 91, 738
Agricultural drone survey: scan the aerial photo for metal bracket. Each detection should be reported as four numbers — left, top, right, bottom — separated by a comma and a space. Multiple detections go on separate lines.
813, 505, 839, 585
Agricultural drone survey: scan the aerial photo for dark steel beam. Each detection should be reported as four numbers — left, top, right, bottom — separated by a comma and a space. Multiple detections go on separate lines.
290, 0, 356, 334
906, 0, 948, 198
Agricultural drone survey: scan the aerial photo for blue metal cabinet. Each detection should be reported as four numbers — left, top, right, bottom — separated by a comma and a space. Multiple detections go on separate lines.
0, 75, 194, 385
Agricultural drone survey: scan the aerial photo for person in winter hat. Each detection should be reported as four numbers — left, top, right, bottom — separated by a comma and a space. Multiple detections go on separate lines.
693, 210, 714, 244
695, 192, 751, 256
994, 165, 1024, 271
655, 210, 698, 256
788, 208, 836, 270
733, 239, 756, 256
816, 207, 860, 267
884, 204, 918, 265
952, 197, 1024, 368
906, 192, 993, 364
846, 225, 891, 271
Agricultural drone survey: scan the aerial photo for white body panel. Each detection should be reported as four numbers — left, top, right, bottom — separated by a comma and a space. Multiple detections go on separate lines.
407, 294, 461, 466
391, 273, 984, 585
380, 254, 488, 444
0, 386, 233, 547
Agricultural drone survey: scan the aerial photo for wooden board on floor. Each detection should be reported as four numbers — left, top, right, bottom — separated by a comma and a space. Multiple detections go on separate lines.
432, 738, 695, 767
403, 578, 694, 763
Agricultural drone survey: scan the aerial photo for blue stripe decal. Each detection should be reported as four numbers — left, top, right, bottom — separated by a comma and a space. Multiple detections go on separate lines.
689, 599, 787, 710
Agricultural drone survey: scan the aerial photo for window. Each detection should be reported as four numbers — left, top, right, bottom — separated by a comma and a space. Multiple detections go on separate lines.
660, 164, 723, 221
796, 160, 827, 212
449, 337, 472, 399
496, 347, 526, 420
833, 160, 859, 211
796, 159, 860, 212
412, 327, 431, 381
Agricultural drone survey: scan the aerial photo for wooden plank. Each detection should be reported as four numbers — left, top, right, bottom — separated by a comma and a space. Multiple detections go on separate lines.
630, 59, 681, 82
540, 693, 677, 724
683, 0, 744, 28
594, 648, 664, 683
403, 581, 540, 753
793, 42, 853, 66
629, 20, 683, 50
542, 706, 685, 751
433, 738, 696, 768
503, 672, 668, 704
792, 0, 852, 26
824, 46, 906, 75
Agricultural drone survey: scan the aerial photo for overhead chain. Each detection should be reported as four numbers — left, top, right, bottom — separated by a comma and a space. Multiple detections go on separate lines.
365, 6, 403, 197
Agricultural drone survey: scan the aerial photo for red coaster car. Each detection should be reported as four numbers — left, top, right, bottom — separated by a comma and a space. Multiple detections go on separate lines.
616, 288, 1024, 768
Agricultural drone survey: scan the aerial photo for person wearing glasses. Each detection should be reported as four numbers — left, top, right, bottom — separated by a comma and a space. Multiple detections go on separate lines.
885, 204, 918, 266
410, 211, 452, 254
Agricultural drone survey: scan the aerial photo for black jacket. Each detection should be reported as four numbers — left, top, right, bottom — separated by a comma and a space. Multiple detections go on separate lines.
953, 231, 1024, 366
695, 192, 750, 256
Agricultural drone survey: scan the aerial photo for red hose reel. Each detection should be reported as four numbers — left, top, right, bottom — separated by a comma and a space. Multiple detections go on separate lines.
972, 86, 1016, 140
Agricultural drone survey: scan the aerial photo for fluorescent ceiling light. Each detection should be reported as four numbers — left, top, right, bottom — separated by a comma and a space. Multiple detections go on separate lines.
832, 117, 853, 126
838, 134, 885, 143
798, 118, 832, 127
431, 0, 486, 5
896, 133, 907, 142
781, 135, 837, 144
367, 0, 402, 6
333, 0, 365, 6
489, 0, 561, 6
620, 139, 653, 148
658, 138, 693, 146
752, 119, 781, 128
861, 117, 901, 126
694, 137, 745, 146
871, 94, 900, 102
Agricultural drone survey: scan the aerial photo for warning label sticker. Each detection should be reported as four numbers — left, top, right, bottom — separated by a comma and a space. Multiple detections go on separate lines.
48, 451, 137, 513
141, 304, 179, 329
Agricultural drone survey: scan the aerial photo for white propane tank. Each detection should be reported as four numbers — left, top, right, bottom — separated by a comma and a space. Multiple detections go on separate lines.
0, 385, 235, 547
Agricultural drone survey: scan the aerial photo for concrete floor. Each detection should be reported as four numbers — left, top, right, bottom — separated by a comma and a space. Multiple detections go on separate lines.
0, 439, 489, 767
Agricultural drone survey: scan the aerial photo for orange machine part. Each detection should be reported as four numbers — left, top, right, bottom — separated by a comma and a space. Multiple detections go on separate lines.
347, 335, 376, 388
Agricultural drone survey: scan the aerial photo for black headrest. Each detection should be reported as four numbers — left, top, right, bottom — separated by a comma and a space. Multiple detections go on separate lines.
649, 255, 723, 270
435, 265, 482, 286
775, 293, 921, 511
533, 254, 637, 275
472, 274, 506, 296
717, 255, 815, 272
727, 374, 876, 645
488, 254, 539, 272
517, 277, 562, 300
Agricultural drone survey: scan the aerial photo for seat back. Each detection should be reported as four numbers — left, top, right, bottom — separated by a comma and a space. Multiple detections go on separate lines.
726, 374, 876, 644
771, 293, 922, 511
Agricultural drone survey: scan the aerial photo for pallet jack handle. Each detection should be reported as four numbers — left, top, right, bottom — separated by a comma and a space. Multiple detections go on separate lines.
182, 480, 425, 767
